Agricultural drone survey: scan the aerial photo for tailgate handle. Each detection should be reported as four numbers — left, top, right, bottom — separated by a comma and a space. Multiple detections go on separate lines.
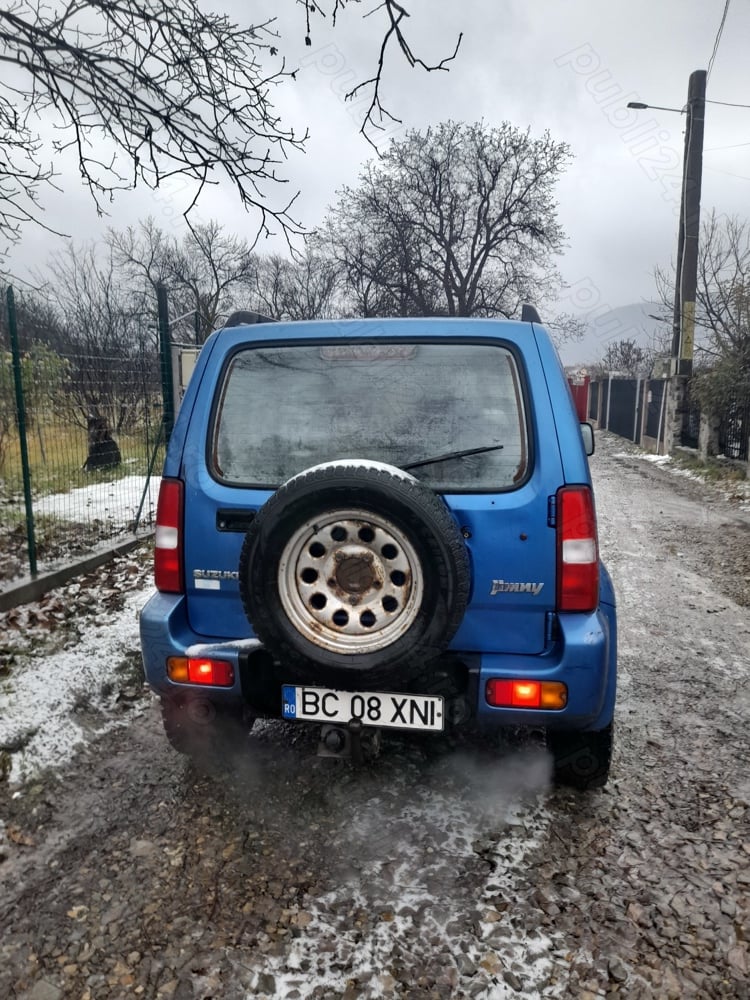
216, 509, 256, 533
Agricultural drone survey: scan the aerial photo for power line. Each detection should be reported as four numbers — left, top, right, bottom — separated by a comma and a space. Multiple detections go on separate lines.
704, 139, 750, 151
706, 98, 750, 108
707, 0, 731, 81
705, 165, 750, 181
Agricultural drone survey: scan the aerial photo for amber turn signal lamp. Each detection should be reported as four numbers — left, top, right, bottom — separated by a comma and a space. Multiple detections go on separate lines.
485, 678, 567, 710
167, 657, 234, 687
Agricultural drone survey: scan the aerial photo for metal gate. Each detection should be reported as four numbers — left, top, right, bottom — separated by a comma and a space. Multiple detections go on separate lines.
600, 380, 610, 428
645, 380, 666, 441
719, 400, 750, 461
608, 379, 642, 444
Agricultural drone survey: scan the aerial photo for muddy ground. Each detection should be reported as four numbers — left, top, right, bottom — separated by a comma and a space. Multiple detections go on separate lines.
0, 433, 748, 1000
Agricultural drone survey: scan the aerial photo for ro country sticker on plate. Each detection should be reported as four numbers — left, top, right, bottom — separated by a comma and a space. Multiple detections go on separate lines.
282, 685, 444, 731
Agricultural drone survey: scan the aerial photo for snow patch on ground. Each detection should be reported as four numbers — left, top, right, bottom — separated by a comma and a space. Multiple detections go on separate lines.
34, 475, 161, 527
612, 451, 705, 480
619, 452, 671, 466
0, 584, 153, 785
669, 465, 707, 483
613, 447, 749, 490
719, 479, 750, 511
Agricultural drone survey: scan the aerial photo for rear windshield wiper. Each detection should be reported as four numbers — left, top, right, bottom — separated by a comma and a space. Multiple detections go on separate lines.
403, 443, 504, 471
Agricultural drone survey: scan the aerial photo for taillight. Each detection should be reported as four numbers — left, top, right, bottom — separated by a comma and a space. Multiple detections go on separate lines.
556, 485, 599, 612
154, 478, 184, 593
486, 679, 568, 710
167, 657, 234, 687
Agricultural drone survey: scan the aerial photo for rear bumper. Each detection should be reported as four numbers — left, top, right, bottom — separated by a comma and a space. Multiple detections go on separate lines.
140, 591, 259, 705
474, 603, 616, 732
140, 592, 616, 731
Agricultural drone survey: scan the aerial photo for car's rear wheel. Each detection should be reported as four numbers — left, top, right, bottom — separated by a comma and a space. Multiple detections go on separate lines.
239, 462, 471, 689
548, 723, 613, 790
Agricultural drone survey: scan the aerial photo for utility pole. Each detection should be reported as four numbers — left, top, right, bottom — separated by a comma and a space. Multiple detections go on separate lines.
666, 69, 706, 452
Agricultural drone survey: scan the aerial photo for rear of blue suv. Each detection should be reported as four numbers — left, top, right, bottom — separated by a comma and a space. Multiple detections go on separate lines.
140, 316, 616, 789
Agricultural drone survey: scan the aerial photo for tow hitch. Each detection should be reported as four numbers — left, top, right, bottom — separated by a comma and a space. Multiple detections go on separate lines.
317, 719, 380, 764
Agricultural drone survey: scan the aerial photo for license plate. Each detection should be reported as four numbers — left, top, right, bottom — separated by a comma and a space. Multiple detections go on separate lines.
282, 685, 444, 732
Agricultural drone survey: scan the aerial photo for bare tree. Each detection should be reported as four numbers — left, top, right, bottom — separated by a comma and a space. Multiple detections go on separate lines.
43, 243, 158, 433
252, 249, 339, 321
595, 338, 652, 377
0, 1, 461, 258
320, 121, 572, 324
654, 211, 750, 406
109, 219, 259, 342
0, 290, 69, 466
0, 284, 65, 353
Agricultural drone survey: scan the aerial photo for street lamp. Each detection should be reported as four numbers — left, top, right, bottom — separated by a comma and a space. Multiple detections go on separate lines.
626, 101, 686, 114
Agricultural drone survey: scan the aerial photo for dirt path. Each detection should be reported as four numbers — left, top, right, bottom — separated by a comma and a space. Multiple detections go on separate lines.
1, 434, 748, 1000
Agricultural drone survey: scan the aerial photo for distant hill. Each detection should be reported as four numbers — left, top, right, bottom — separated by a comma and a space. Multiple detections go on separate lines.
559, 302, 669, 367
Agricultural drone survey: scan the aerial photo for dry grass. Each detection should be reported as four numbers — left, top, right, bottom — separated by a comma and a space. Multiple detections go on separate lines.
1, 421, 163, 499
672, 451, 748, 482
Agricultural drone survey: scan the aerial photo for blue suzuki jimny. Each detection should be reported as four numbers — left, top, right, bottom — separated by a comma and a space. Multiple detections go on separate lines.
140, 310, 617, 789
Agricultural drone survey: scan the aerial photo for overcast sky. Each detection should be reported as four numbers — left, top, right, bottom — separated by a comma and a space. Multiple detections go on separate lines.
8, 0, 750, 360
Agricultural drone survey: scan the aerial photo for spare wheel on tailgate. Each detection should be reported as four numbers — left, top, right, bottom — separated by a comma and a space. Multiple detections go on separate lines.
238, 460, 471, 689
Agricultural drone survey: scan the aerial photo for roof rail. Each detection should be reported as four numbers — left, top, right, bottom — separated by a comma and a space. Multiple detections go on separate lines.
520, 304, 542, 324
223, 310, 276, 328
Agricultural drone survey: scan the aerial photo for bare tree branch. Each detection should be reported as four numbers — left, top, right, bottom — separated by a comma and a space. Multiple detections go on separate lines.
347, 2, 462, 148
294, 0, 461, 148
1, 1, 309, 252
1, 1, 463, 263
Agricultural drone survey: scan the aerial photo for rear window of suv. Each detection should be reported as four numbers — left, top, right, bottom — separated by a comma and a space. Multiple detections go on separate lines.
211, 340, 528, 492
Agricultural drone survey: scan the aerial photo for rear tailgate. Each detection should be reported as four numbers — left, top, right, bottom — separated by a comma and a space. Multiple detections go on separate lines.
179, 321, 568, 651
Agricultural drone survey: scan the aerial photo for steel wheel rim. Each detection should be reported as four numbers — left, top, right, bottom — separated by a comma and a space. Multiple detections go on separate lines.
278, 508, 424, 655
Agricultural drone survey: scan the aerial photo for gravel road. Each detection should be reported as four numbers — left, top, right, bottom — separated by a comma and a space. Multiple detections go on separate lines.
1, 433, 748, 1000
